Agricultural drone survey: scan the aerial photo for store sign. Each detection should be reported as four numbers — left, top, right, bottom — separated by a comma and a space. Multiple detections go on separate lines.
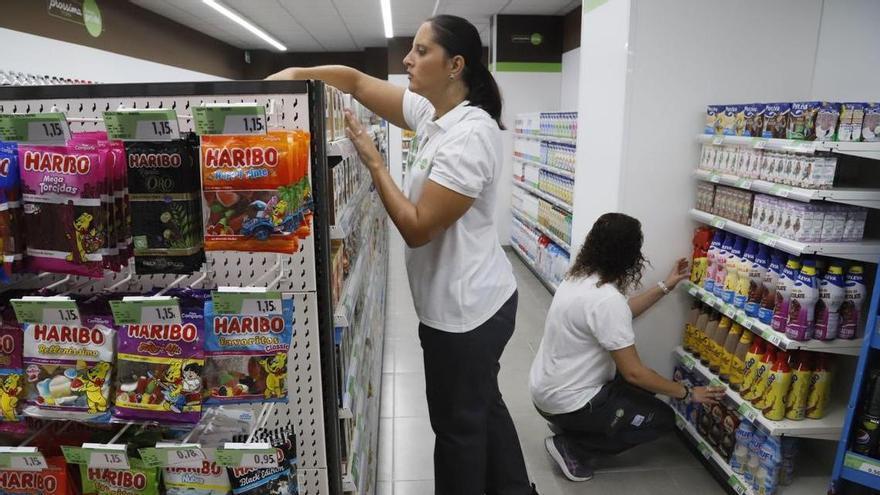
47, 0, 103, 38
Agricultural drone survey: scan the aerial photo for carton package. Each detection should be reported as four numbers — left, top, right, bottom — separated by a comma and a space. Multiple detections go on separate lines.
838, 103, 866, 142
706, 105, 722, 135
763, 103, 791, 139
743, 104, 765, 138
863, 103, 880, 142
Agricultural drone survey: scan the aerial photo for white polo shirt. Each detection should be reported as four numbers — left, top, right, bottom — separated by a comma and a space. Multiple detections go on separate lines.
529, 274, 635, 415
402, 89, 517, 333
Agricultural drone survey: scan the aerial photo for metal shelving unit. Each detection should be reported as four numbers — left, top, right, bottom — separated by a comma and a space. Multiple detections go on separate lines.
513, 180, 573, 214
509, 242, 559, 294
511, 207, 571, 253
514, 131, 577, 146
514, 156, 575, 179
696, 134, 880, 161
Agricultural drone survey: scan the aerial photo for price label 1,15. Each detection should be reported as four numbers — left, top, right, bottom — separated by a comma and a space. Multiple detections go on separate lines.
103, 109, 180, 141
70, 444, 130, 470
11, 297, 81, 326
212, 288, 283, 316
193, 105, 267, 136
110, 297, 182, 326
0, 113, 71, 145
0, 447, 47, 471
216, 443, 279, 469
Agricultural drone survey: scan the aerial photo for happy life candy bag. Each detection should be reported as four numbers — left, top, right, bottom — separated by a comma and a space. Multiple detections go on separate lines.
200, 131, 312, 254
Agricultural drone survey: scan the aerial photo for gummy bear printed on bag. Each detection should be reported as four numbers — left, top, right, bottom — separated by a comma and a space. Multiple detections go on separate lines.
201, 131, 313, 254
203, 298, 293, 405
21, 303, 116, 422
19, 140, 109, 278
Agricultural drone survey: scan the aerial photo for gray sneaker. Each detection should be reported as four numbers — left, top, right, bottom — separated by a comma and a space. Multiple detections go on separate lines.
545, 436, 594, 482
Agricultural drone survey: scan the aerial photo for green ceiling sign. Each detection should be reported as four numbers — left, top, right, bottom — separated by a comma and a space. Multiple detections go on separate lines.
47, 0, 103, 38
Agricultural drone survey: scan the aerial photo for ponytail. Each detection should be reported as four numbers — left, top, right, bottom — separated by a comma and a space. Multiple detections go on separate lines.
428, 15, 505, 129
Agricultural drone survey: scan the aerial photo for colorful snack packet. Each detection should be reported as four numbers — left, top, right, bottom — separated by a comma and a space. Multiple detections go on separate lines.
203, 298, 293, 405
80, 458, 160, 495
0, 456, 71, 495
21, 301, 115, 422
113, 294, 206, 424
0, 142, 23, 281
228, 429, 297, 495
164, 448, 231, 495
125, 134, 204, 274
201, 131, 312, 254
19, 141, 109, 277
0, 302, 23, 422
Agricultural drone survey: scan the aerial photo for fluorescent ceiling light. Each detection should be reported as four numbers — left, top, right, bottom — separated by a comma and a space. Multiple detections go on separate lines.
381, 0, 394, 38
202, 0, 287, 51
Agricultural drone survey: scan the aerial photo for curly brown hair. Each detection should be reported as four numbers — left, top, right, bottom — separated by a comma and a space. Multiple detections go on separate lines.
568, 212, 648, 292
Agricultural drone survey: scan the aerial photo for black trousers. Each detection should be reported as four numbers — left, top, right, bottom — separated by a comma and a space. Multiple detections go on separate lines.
537, 376, 675, 461
419, 291, 531, 495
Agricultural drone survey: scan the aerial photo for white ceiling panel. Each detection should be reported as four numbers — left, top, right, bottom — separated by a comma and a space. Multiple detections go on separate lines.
130, 0, 578, 51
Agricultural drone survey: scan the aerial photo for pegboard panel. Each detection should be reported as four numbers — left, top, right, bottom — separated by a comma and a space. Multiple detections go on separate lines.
297, 468, 331, 495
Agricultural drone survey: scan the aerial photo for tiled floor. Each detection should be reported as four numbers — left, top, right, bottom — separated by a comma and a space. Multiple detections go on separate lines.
377, 229, 723, 494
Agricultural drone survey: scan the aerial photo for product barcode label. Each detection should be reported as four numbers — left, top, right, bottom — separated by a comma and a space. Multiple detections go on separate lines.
752, 139, 766, 150
739, 316, 754, 330
723, 305, 736, 318
757, 233, 778, 248
709, 174, 721, 183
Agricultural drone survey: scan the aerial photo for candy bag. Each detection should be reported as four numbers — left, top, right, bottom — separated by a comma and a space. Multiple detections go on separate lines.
80, 458, 160, 495
19, 141, 109, 277
164, 448, 231, 495
0, 456, 71, 495
203, 297, 293, 405
113, 293, 206, 424
228, 428, 297, 495
0, 302, 23, 422
201, 131, 312, 254
21, 300, 115, 421
0, 142, 23, 281
125, 134, 204, 274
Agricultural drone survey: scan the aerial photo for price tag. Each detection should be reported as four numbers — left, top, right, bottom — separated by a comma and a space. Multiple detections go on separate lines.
212, 288, 283, 316
769, 184, 791, 198
0, 448, 47, 471
216, 443, 279, 468
681, 354, 696, 371
735, 178, 753, 189
739, 316, 754, 330
11, 298, 81, 325
709, 174, 721, 184
737, 402, 759, 422
845, 453, 880, 477
765, 332, 782, 347
81, 444, 130, 470
753, 139, 766, 150
697, 442, 712, 459
675, 416, 685, 430
710, 217, 726, 229
757, 233, 778, 248
0, 113, 71, 145
139, 444, 206, 468
709, 378, 725, 389
712, 136, 724, 146
110, 297, 182, 326
103, 109, 180, 141
193, 105, 267, 136
723, 305, 737, 319
688, 286, 699, 297
728, 475, 747, 494
797, 141, 817, 154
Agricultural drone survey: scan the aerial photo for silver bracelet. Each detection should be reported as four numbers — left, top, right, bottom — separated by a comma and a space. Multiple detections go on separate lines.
657, 280, 671, 295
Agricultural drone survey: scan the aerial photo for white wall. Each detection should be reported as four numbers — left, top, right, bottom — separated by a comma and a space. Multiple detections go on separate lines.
0, 28, 225, 83
560, 48, 580, 110
494, 71, 562, 244
810, 0, 880, 101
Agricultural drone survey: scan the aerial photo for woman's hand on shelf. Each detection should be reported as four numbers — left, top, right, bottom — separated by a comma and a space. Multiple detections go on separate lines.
344, 109, 383, 172
692, 385, 725, 404
665, 257, 691, 290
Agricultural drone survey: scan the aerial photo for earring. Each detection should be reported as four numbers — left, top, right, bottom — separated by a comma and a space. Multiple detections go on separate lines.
449, 74, 454, 80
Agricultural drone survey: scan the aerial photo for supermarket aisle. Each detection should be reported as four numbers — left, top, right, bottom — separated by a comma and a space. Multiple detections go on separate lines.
376, 227, 722, 494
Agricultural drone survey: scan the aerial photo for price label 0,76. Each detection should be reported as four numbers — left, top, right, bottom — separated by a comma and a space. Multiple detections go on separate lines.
103, 109, 180, 141
0, 447, 47, 471
0, 113, 71, 145
212, 288, 283, 316
110, 297, 182, 326
193, 104, 267, 136
216, 443, 279, 469
12, 297, 81, 325
139, 444, 207, 469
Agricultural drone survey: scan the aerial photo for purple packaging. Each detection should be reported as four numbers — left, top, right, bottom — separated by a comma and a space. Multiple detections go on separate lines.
112, 295, 205, 424
863, 103, 880, 142
785, 260, 819, 341
763, 103, 791, 139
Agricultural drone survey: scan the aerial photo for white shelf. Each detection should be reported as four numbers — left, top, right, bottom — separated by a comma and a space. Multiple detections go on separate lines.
681, 281, 863, 356
696, 134, 880, 161
673, 346, 845, 440
689, 209, 880, 263
330, 181, 371, 240
513, 180, 573, 214
514, 131, 577, 146
511, 208, 571, 252
514, 156, 575, 179
672, 408, 753, 495
509, 242, 558, 294
693, 170, 880, 209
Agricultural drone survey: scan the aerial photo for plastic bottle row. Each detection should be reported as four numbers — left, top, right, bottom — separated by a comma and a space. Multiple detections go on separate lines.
537, 201, 573, 245
538, 170, 574, 205
514, 112, 578, 139
510, 218, 569, 287
672, 373, 799, 495
690, 227, 868, 342
541, 142, 577, 172
699, 144, 838, 190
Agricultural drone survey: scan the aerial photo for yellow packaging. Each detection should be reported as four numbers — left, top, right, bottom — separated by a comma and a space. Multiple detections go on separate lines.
785, 367, 813, 421
806, 368, 832, 419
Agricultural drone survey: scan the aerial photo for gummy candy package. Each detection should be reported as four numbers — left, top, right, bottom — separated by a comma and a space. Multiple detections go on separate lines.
125, 134, 204, 274
0, 456, 71, 495
228, 429, 297, 495
21, 301, 116, 422
203, 297, 293, 405
19, 141, 109, 277
80, 458, 160, 495
113, 293, 206, 424
164, 448, 231, 495
0, 142, 24, 281
0, 303, 23, 422
201, 131, 312, 254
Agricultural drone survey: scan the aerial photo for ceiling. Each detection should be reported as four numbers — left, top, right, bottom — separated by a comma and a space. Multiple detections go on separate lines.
130, 0, 580, 52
